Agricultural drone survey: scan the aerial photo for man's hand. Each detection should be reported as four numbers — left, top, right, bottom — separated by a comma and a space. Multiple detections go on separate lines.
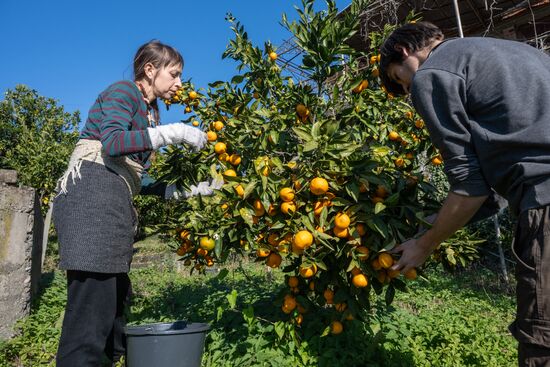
391, 237, 437, 274
391, 192, 488, 274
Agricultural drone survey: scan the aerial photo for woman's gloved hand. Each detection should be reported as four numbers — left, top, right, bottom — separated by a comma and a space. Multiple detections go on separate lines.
148, 123, 207, 151
165, 178, 224, 200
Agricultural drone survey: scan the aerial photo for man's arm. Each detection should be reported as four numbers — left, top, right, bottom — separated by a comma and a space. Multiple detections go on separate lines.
391, 192, 487, 274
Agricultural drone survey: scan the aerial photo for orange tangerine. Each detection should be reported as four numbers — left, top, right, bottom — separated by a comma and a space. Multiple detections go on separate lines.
296, 104, 309, 118
199, 237, 215, 251
352, 273, 368, 288
234, 184, 245, 198
280, 201, 296, 215
224, 169, 237, 177
299, 263, 317, 278
206, 131, 217, 141
257, 248, 271, 258
356, 246, 370, 261
253, 199, 265, 216
266, 252, 282, 268
334, 213, 351, 229
330, 320, 343, 335
229, 154, 241, 166
388, 269, 401, 279
356, 223, 367, 236
179, 230, 190, 240
310, 177, 329, 195
404, 268, 417, 280
293, 230, 313, 250
378, 253, 394, 269
279, 187, 295, 202
214, 142, 227, 154
288, 276, 299, 288
432, 156, 443, 165
388, 131, 400, 141
333, 226, 349, 239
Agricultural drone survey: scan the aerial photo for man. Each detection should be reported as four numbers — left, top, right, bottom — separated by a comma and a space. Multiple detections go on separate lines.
379, 21, 550, 366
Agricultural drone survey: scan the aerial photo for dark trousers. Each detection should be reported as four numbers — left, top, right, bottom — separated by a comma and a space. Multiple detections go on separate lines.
56, 270, 132, 367
510, 205, 550, 366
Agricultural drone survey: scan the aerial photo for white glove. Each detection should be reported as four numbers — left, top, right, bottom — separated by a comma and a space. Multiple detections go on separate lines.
148, 123, 207, 151
165, 178, 224, 200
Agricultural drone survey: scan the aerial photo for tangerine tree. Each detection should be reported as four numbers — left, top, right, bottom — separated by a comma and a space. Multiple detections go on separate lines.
155, 0, 443, 335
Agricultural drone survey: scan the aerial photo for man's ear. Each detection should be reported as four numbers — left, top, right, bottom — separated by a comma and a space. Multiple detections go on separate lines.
394, 45, 410, 58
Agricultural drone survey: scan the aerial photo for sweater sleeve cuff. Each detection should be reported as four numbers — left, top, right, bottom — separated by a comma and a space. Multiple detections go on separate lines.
445, 155, 492, 196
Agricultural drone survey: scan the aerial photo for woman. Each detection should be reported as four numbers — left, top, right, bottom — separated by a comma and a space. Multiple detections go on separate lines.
53, 40, 212, 366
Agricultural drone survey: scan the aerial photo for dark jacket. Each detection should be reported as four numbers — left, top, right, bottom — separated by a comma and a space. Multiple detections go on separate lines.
411, 37, 550, 217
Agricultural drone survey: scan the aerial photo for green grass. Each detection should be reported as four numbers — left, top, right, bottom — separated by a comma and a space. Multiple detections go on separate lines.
0, 237, 517, 366
377, 268, 516, 366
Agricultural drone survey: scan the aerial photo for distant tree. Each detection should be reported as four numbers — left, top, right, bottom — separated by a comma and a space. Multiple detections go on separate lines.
0, 85, 80, 209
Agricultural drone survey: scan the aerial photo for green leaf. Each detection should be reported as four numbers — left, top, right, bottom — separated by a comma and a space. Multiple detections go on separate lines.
345, 182, 359, 202
371, 145, 391, 157
269, 130, 279, 144
324, 120, 339, 136
274, 321, 286, 340
240, 207, 254, 227
374, 202, 386, 214
231, 75, 245, 84
292, 127, 313, 141
226, 289, 238, 309
216, 306, 225, 322
216, 268, 229, 281
215, 235, 223, 258
385, 284, 396, 306
303, 140, 318, 152
243, 305, 255, 325
368, 217, 388, 238
243, 180, 258, 199
311, 121, 322, 139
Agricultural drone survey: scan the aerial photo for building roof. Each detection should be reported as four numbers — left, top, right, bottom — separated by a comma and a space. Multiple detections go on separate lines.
346, 0, 550, 51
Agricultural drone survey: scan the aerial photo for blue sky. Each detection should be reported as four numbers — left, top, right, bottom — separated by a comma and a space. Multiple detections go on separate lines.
0, 0, 350, 126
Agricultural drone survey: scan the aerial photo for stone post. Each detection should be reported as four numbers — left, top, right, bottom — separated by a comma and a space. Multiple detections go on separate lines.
0, 169, 44, 340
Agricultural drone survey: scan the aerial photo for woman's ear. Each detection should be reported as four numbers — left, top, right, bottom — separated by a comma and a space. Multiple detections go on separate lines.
143, 62, 156, 80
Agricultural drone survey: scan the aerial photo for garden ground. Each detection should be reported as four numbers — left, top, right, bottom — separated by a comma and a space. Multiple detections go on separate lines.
0, 235, 517, 367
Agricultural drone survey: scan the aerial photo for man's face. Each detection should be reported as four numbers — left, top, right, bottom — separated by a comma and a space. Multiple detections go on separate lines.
386, 49, 421, 95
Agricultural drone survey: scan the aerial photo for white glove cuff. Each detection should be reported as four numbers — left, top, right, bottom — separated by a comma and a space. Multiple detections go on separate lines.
164, 183, 179, 200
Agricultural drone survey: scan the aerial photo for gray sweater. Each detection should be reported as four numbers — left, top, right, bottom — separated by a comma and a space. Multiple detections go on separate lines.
411, 37, 550, 216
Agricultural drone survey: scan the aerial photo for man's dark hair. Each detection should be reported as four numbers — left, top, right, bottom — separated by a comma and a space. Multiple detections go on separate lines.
379, 22, 444, 95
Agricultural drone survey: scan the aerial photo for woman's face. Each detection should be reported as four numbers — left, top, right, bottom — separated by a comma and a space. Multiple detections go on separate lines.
152, 63, 182, 99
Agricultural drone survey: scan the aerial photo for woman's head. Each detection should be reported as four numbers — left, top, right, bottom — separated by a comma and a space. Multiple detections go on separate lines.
379, 22, 444, 96
134, 40, 184, 100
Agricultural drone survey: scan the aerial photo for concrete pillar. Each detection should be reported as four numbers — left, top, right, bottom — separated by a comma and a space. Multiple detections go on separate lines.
0, 169, 43, 340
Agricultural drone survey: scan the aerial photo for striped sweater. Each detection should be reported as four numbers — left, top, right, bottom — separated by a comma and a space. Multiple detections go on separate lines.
80, 80, 153, 166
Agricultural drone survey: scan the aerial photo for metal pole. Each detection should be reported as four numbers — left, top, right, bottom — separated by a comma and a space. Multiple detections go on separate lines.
41, 201, 54, 270
452, 0, 465, 38
493, 214, 509, 283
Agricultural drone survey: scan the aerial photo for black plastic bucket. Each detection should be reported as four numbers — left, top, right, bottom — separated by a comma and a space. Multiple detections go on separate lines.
125, 321, 210, 367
